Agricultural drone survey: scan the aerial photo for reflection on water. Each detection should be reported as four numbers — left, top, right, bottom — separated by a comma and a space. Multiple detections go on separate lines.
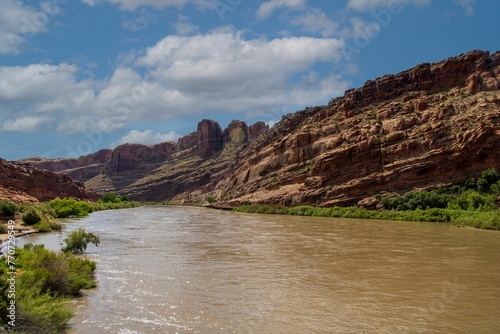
19, 206, 500, 333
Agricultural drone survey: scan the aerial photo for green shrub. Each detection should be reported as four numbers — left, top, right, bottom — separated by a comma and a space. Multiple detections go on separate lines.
91, 200, 142, 211
33, 221, 53, 232
49, 220, 63, 231
16, 243, 97, 296
50, 198, 93, 218
101, 192, 120, 203
0, 199, 17, 216
381, 190, 450, 210
448, 190, 496, 211
0, 243, 98, 332
491, 181, 500, 195
33, 220, 63, 233
267, 205, 289, 214
22, 208, 42, 225
206, 196, 217, 204
65, 256, 97, 293
61, 228, 100, 254
477, 168, 500, 193
15, 289, 73, 334
0, 224, 7, 234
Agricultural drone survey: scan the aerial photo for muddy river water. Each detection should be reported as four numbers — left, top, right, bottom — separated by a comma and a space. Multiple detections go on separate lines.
19, 206, 500, 333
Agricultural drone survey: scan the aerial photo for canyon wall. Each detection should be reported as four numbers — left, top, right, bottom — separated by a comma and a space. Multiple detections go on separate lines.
212, 50, 500, 207
0, 159, 99, 203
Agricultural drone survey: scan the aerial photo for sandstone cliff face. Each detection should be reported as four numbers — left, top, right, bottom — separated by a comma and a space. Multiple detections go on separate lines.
224, 120, 249, 144
19, 149, 113, 182
170, 120, 224, 161
21, 119, 269, 198
212, 50, 500, 207
248, 122, 269, 142
109, 142, 177, 174
122, 120, 269, 201
85, 141, 177, 194
19, 142, 178, 195
222, 120, 269, 144
0, 159, 99, 203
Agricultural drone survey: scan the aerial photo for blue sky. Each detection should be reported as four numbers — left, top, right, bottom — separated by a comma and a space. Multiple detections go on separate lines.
0, 0, 497, 160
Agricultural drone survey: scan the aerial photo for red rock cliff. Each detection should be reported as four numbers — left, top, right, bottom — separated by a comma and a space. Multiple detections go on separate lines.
120, 120, 269, 201
19, 149, 113, 182
212, 50, 500, 207
0, 159, 99, 203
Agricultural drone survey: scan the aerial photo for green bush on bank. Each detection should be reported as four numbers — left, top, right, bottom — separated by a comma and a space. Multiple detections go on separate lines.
0, 243, 97, 332
3, 195, 142, 226
381, 190, 451, 210
21, 207, 42, 225
476, 168, 500, 193
234, 204, 500, 230
49, 198, 94, 218
0, 200, 17, 216
101, 192, 129, 203
33, 220, 63, 233
92, 200, 142, 211
380, 169, 500, 213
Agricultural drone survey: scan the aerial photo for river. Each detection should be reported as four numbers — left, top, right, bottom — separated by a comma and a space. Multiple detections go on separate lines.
18, 206, 500, 333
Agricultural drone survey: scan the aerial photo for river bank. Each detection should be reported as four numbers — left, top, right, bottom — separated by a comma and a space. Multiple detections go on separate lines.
0, 198, 145, 243
233, 204, 500, 230
0, 212, 38, 244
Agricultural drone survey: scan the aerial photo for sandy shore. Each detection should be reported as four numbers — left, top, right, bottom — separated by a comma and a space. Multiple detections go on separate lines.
0, 213, 37, 244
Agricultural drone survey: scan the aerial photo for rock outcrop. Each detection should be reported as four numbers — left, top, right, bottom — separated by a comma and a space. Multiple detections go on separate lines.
248, 122, 269, 142
173, 119, 224, 160
21, 120, 269, 198
84, 141, 178, 194
108, 142, 177, 174
121, 120, 269, 201
19, 149, 113, 182
0, 159, 99, 203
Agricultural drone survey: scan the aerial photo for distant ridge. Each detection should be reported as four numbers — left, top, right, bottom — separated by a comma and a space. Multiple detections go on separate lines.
0, 158, 99, 203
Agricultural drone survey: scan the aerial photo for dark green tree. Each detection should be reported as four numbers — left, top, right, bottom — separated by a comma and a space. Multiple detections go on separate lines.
102, 192, 119, 203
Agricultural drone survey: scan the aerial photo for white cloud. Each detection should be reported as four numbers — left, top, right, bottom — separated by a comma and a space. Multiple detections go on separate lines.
134, 28, 348, 110
113, 129, 181, 146
0, 29, 350, 135
0, 63, 91, 106
456, 0, 476, 15
82, 0, 215, 11
122, 9, 158, 31
347, 0, 430, 12
1, 116, 53, 132
290, 8, 339, 37
173, 15, 199, 35
342, 16, 382, 42
256, 0, 307, 19
136, 28, 344, 73
0, 0, 58, 54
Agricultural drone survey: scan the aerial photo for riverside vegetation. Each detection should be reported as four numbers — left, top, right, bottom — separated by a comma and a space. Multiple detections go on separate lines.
0, 193, 135, 332
0, 228, 100, 333
0, 192, 142, 234
235, 168, 500, 230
